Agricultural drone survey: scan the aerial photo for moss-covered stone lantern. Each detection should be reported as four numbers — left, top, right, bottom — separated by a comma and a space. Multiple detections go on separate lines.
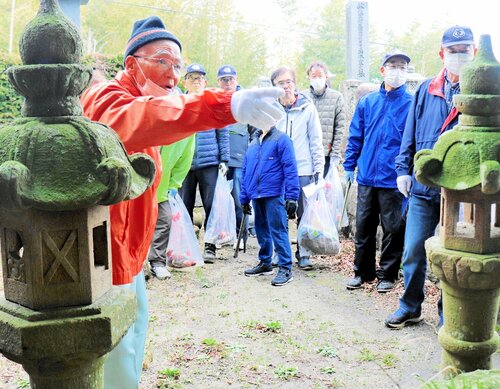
0, 0, 156, 387
414, 35, 500, 374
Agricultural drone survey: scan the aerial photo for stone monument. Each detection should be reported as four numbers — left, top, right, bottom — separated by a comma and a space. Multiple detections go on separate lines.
345, 1, 369, 82
0, 0, 156, 387
414, 35, 500, 373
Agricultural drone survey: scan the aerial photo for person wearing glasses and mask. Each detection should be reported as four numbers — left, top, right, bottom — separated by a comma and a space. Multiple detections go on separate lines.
344, 52, 413, 295
271, 66, 324, 271
179, 63, 231, 263
385, 26, 477, 330
81, 16, 284, 389
302, 61, 346, 176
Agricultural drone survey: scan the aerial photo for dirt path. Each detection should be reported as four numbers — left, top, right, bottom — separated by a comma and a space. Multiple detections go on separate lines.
140, 238, 448, 389
1, 237, 498, 388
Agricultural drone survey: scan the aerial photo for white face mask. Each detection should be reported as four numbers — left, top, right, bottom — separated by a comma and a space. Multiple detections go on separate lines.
384, 68, 407, 89
134, 58, 171, 97
444, 52, 474, 76
310, 77, 326, 92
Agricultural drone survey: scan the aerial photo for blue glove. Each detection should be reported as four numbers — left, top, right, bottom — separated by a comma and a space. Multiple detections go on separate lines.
344, 170, 354, 184
168, 188, 178, 200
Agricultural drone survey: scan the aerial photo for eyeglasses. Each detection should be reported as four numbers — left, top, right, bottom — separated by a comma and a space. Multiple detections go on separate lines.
276, 79, 295, 87
384, 64, 408, 71
219, 77, 235, 83
444, 46, 473, 54
133, 56, 185, 75
185, 74, 205, 82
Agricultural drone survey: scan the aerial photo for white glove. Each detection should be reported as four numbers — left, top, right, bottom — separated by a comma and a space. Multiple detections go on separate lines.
230, 87, 285, 129
330, 155, 340, 167
218, 162, 228, 177
397, 175, 412, 198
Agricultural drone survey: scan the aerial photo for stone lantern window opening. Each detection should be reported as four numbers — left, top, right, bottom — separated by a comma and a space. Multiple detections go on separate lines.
440, 188, 500, 254
92, 222, 109, 270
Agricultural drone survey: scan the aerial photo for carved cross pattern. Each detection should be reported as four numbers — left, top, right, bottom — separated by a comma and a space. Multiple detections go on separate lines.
43, 230, 79, 284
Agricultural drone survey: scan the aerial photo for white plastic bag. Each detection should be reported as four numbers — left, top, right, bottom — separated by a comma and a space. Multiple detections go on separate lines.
166, 194, 204, 268
204, 173, 237, 246
324, 166, 348, 228
297, 184, 340, 256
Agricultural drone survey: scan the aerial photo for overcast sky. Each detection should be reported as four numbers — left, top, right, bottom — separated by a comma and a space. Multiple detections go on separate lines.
234, 0, 500, 60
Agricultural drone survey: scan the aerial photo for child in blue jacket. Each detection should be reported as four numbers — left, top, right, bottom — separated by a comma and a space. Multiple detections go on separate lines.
240, 126, 300, 286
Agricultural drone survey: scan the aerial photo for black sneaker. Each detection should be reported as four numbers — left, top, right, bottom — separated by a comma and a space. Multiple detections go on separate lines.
244, 261, 273, 277
204, 243, 216, 263
385, 309, 423, 329
271, 268, 293, 286
346, 276, 363, 290
376, 280, 395, 293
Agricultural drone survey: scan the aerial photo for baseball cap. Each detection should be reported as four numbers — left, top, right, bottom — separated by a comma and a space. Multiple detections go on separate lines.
217, 65, 237, 79
441, 25, 474, 48
185, 63, 206, 76
381, 51, 411, 67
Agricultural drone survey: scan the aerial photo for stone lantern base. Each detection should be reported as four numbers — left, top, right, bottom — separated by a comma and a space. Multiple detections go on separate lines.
426, 237, 500, 372
0, 288, 135, 388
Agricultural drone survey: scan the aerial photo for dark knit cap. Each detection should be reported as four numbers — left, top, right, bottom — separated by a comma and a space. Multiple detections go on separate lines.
124, 16, 182, 59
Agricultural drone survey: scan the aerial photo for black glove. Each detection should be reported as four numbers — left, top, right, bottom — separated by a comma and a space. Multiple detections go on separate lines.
313, 172, 320, 185
242, 203, 252, 215
285, 200, 297, 219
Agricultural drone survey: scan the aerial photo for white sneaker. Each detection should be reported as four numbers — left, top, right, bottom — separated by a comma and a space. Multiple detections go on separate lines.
151, 266, 171, 280
233, 240, 245, 250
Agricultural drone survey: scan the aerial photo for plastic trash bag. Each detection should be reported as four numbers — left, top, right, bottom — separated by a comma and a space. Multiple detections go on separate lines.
166, 194, 204, 268
204, 172, 237, 246
297, 183, 340, 256
324, 166, 348, 228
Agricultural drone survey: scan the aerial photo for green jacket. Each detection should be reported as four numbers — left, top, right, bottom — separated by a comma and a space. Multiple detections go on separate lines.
157, 135, 195, 203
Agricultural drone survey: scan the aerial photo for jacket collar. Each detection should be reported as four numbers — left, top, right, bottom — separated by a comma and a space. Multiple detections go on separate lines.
309, 84, 328, 97
281, 92, 310, 111
379, 82, 407, 98
116, 71, 142, 96
428, 68, 446, 98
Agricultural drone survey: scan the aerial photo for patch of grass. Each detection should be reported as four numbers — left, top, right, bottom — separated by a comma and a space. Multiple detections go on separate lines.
158, 368, 181, 379
285, 336, 305, 350
381, 353, 399, 368
201, 338, 218, 346
316, 345, 338, 358
320, 367, 336, 374
15, 379, 30, 389
225, 343, 247, 353
357, 348, 376, 362
274, 365, 299, 380
194, 267, 212, 288
149, 314, 158, 323
265, 320, 281, 332
329, 378, 346, 388
238, 331, 255, 339
318, 320, 334, 331
218, 310, 230, 317
242, 319, 259, 329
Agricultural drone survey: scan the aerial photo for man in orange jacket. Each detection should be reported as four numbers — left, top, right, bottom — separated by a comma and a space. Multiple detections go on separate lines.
81, 16, 284, 389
